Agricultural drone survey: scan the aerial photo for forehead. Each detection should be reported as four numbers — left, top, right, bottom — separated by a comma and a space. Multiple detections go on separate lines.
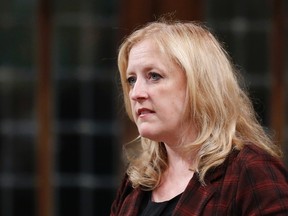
126, 39, 187, 83
129, 39, 160, 58
127, 39, 168, 71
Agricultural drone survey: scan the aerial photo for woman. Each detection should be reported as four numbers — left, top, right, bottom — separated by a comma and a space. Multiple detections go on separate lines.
111, 20, 288, 215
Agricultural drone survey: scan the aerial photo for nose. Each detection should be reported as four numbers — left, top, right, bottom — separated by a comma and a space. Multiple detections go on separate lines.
130, 79, 148, 101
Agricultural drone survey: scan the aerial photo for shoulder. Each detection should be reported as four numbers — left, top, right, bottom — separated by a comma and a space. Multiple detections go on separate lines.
229, 144, 288, 180
237, 144, 278, 159
233, 144, 286, 170
227, 144, 288, 214
209, 144, 287, 189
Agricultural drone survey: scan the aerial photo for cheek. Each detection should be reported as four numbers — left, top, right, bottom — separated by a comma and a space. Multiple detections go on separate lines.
171, 91, 187, 116
160, 94, 185, 117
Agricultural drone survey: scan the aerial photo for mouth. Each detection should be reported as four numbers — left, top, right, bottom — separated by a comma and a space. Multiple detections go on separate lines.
137, 108, 155, 117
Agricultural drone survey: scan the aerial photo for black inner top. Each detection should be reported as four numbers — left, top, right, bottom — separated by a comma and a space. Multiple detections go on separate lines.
139, 191, 182, 216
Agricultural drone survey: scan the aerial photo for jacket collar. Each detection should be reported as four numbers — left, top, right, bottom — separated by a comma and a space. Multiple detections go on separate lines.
174, 149, 239, 215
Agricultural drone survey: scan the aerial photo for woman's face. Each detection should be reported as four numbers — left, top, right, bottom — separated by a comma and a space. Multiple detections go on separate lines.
126, 39, 188, 145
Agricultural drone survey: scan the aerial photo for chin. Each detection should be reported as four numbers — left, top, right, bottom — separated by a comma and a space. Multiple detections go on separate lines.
138, 130, 161, 142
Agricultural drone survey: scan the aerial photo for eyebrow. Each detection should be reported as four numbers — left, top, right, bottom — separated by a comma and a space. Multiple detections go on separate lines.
126, 65, 159, 76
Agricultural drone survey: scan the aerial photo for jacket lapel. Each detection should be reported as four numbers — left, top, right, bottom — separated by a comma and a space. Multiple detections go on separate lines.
173, 175, 217, 215
174, 158, 230, 216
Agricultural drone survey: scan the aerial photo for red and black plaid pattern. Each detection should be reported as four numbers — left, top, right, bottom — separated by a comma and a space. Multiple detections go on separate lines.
111, 145, 288, 216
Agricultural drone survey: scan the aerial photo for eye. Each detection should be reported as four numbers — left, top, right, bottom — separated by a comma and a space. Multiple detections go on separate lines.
149, 72, 162, 81
127, 76, 136, 86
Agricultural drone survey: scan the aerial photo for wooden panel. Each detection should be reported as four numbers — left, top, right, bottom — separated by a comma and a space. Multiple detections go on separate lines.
270, 0, 286, 146
118, 0, 154, 38
118, 0, 204, 37
156, 0, 204, 20
36, 0, 53, 215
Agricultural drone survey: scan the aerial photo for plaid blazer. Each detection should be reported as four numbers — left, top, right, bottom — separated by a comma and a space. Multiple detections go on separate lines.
111, 144, 288, 216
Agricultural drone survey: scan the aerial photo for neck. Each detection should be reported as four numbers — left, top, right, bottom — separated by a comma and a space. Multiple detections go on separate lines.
152, 144, 195, 202
164, 143, 195, 174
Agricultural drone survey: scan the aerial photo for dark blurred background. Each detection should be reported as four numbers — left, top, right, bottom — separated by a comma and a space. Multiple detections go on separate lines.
0, 0, 287, 215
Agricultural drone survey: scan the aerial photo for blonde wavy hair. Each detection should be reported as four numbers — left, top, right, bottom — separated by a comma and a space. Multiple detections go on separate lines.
117, 20, 282, 189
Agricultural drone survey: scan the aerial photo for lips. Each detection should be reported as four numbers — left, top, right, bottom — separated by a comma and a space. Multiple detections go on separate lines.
137, 108, 155, 117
